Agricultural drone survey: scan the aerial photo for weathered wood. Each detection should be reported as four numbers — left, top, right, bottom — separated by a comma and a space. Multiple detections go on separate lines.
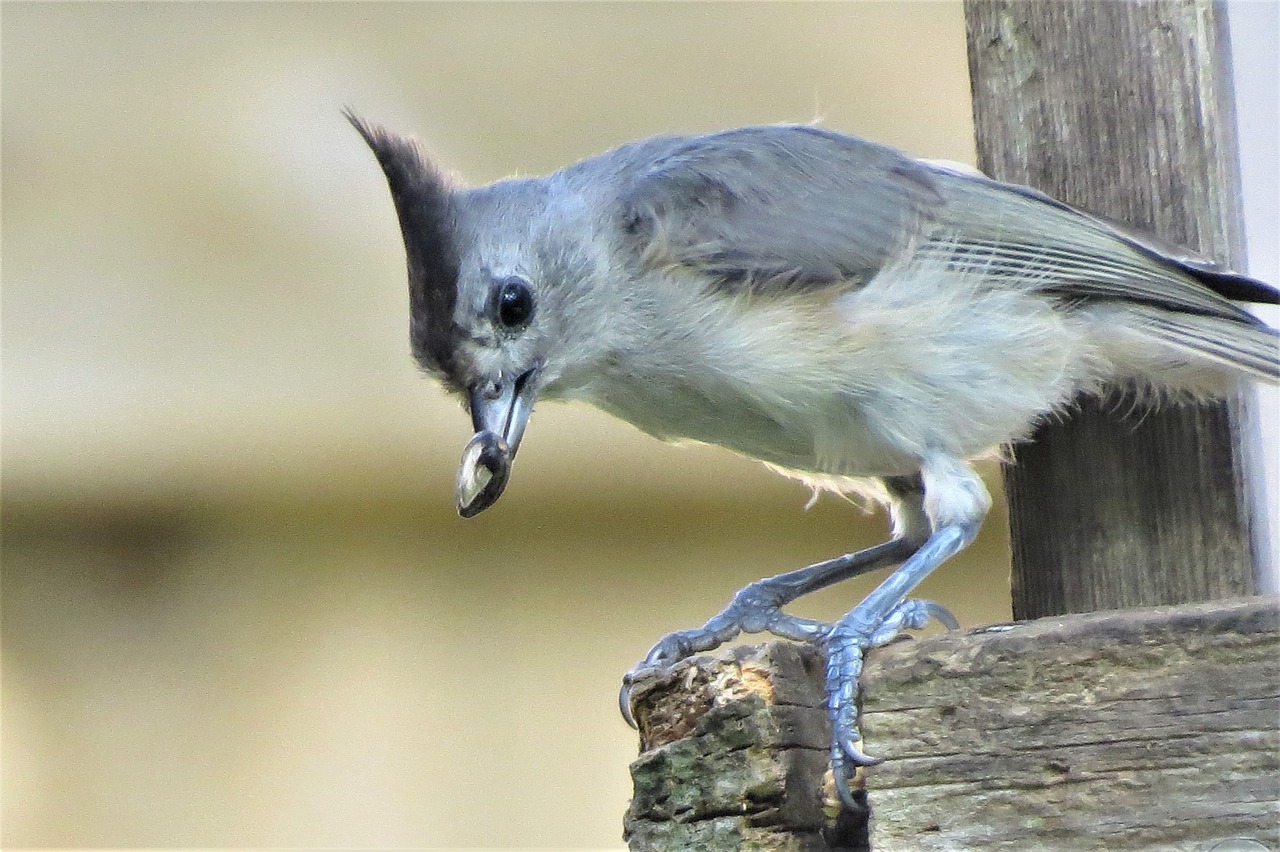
624, 643, 866, 851
964, 0, 1259, 618
625, 598, 1280, 851
864, 596, 1279, 850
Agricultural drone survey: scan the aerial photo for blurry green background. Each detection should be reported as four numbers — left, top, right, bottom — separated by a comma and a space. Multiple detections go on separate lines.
2, 2, 1275, 849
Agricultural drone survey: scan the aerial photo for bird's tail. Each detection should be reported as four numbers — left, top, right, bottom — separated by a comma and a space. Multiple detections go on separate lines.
1136, 307, 1279, 382
1093, 303, 1280, 400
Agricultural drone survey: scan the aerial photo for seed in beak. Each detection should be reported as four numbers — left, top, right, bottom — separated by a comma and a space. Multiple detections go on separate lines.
456, 431, 512, 517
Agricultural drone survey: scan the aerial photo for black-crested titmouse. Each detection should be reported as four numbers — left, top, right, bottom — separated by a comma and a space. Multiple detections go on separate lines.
347, 114, 1279, 805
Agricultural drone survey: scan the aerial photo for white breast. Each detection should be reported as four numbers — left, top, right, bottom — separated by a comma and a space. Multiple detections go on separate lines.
573, 242, 1112, 487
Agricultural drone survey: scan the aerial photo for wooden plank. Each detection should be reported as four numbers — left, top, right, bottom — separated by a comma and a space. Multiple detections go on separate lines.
864, 596, 1280, 850
963, 0, 1260, 618
624, 598, 1280, 851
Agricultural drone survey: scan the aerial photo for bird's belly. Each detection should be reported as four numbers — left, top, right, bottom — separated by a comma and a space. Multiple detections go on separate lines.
588, 377, 920, 479
573, 274, 1100, 482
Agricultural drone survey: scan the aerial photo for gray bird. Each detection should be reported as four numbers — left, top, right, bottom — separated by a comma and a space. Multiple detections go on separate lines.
347, 113, 1279, 806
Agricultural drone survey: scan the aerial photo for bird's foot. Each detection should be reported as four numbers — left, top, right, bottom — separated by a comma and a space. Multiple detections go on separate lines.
619, 578, 832, 726
824, 598, 957, 808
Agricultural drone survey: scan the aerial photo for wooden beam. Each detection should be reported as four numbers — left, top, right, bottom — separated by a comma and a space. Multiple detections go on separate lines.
963, 0, 1260, 617
624, 598, 1280, 851
624, 642, 866, 851
863, 596, 1279, 850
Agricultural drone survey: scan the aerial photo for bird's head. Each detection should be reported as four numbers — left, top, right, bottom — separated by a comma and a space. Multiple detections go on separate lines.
347, 112, 607, 517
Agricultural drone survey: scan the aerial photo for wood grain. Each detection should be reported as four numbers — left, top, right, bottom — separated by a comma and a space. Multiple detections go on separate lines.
863, 597, 1280, 851
624, 598, 1279, 851
963, 0, 1260, 617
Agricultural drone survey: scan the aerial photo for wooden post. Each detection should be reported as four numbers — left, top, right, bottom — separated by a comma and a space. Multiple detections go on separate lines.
964, 0, 1259, 618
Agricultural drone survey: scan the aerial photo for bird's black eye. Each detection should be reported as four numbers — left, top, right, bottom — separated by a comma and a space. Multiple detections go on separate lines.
493, 276, 535, 331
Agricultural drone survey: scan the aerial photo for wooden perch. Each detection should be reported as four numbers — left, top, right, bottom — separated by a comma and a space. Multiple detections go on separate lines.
625, 641, 865, 852
624, 597, 1280, 851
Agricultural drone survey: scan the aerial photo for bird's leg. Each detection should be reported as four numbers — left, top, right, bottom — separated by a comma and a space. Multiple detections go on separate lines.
823, 523, 976, 805
619, 475, 936, 724
619, 539, 916, 726
824, 455, 989, 808
621, 458, 985, 807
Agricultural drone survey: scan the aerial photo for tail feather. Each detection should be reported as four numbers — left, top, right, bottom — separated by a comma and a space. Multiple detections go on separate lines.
1129, 306, 1280, 383
1181, 264, 1280, 308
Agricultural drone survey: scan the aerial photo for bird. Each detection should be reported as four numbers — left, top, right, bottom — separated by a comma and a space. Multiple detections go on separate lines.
346, 112, 1280, 807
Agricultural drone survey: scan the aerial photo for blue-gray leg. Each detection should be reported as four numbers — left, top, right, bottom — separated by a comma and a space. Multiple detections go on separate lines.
622, 456, 989, 809
821, 453, 990, 805
619, 474, 932, 721
619, 536, 918, 725
824, 521, 978, 808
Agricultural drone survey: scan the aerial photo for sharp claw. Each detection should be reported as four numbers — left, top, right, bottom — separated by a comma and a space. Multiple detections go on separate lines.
846, 748, 883, 767
619, 680, 638, 729
927, 601, 960, 631
830, 755, 870, 811
838, 732, 882, 766
620, 629, 708, 735
830, 763, 861, 811
836, 776, 860, 811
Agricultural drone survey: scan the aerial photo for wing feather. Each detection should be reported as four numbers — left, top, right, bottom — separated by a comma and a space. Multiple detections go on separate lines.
617, 124, 1276, 324
618, 125, 942, 293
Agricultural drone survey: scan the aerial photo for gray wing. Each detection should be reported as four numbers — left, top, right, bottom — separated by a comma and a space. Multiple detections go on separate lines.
617, 125, 944, 293
618, 125, 1275, 322
928, 168, 1275, 322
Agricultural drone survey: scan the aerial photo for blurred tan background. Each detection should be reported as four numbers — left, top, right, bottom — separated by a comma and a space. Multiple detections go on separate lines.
2, 2, 1275, 849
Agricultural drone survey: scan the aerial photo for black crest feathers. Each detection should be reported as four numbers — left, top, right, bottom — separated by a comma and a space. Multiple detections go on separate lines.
346, 109, 462, 380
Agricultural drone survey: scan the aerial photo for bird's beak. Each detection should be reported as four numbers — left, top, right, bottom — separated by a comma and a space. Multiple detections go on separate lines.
455, 368, 539, 517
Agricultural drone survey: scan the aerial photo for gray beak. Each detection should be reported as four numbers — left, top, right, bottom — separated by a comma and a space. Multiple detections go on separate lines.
455, 368, 539, 517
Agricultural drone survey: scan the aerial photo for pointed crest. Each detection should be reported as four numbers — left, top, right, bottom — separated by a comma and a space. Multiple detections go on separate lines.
346, 109, 461, 380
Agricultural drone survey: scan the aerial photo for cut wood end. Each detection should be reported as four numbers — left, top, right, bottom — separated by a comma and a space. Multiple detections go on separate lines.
630, 643, 793, 751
